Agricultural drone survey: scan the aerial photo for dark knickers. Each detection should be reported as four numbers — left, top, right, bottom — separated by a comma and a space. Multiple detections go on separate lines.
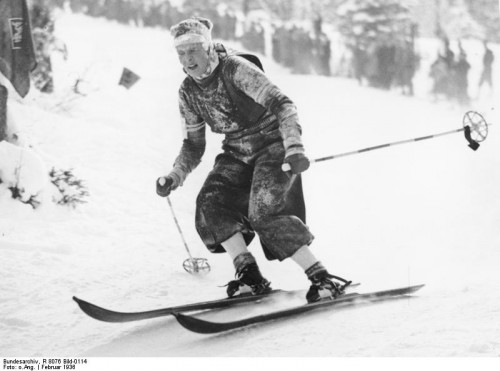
195, 132, 314, 261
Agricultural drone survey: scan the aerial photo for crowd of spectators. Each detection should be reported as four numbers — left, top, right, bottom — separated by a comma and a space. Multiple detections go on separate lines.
430, 38, 494, 104
272, 20, 331, 76
32, 1, 494, 105
349, 37, 420, 96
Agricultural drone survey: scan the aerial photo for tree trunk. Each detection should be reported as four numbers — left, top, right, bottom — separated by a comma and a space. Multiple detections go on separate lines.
0, 84, 8, 142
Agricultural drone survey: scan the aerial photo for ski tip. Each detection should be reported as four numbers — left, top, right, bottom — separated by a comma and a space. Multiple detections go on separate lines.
400, 284, 425, 295
173, 312, 228, 334
72, 296, 92, 313
172, 312, 199, 331
73, 296, 91, 307
410, 284, 425, 291
172, 312, 193, 325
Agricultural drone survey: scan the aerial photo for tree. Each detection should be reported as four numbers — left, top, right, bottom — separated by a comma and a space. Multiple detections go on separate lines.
463, 0, 500, 42
337, 0, 412, 49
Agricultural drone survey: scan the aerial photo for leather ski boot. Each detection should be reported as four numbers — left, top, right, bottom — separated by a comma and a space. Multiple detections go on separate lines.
226, 253, 271, 297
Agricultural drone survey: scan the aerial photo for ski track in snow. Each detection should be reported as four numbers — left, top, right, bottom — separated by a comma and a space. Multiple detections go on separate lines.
1, 13, 499, 357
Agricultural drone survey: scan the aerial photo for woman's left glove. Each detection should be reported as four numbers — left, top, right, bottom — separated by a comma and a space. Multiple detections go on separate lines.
283, 153, 310, 174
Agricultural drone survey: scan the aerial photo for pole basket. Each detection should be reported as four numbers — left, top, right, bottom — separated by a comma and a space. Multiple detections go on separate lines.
183, 258, 211, 275
463, 111, 488, 150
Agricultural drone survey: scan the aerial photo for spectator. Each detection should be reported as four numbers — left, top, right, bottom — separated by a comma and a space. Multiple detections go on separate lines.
478, 40, 494, 95
394, 39, 418, 96
430, 54, 450, 99
454, 44, 471, 105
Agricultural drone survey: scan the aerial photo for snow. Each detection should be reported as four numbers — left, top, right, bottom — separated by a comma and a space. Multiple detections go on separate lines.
0, 141, 48, 202
1, 11, 500, 366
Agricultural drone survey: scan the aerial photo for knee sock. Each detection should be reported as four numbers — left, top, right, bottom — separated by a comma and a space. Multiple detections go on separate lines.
291, 245, 326, 278
221, 232, 249, 261
221, 232, 256, 272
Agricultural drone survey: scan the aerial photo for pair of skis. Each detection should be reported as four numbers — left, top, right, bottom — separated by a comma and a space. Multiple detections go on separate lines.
73, 283, 424, 334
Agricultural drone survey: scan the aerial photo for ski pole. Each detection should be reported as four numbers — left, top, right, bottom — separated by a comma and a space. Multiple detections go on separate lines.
166, 196, 210, 275
283, 111, 489, 171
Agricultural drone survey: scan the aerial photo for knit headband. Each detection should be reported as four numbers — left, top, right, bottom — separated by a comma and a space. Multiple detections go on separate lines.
170, 17, 213, 47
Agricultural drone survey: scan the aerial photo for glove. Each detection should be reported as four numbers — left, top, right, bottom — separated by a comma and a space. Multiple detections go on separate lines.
156, 176, 175, 197
283, 153, 310, 174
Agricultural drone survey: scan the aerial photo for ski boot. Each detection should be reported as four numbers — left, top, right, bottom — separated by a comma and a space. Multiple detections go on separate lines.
306, 264, 352, 303
226, 254, 272, 297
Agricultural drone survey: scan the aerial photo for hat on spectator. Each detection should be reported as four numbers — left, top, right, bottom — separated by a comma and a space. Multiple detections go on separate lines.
170, 17, 213, 47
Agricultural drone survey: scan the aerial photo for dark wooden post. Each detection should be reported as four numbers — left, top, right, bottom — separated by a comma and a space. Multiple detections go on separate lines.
0, 84, 8, 142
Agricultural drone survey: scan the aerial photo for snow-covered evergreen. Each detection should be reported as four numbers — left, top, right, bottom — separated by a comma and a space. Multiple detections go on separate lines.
337, 0, 412, 46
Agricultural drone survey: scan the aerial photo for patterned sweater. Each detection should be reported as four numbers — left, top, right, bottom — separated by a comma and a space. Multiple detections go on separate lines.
170, 55, 304, 186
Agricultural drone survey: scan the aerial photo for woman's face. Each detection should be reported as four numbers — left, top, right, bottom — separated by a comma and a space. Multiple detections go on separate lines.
176, 43, 210, 78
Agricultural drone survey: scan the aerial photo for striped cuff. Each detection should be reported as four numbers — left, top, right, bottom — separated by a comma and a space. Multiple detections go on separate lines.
305, 262, 327, 279
167, 168, 186, 188
285, 143, 305, 158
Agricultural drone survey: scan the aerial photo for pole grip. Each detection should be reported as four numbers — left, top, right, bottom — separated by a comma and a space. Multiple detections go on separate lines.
281, 163, 291, 172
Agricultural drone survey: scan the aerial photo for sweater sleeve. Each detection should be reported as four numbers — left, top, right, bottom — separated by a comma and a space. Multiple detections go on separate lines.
169, 88, 206, 186
226, 57, 304, 156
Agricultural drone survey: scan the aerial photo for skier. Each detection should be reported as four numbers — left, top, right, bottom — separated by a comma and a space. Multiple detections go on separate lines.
156, 17, 350, 303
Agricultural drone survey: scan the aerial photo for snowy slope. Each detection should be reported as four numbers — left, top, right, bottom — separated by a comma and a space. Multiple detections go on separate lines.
1, 13, 499, 358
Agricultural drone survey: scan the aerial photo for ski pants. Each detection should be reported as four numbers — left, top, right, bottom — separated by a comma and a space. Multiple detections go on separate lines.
195, 124, 314, 261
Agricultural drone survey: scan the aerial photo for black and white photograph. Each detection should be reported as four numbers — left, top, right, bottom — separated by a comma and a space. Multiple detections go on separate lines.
1, 0, 499, 369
